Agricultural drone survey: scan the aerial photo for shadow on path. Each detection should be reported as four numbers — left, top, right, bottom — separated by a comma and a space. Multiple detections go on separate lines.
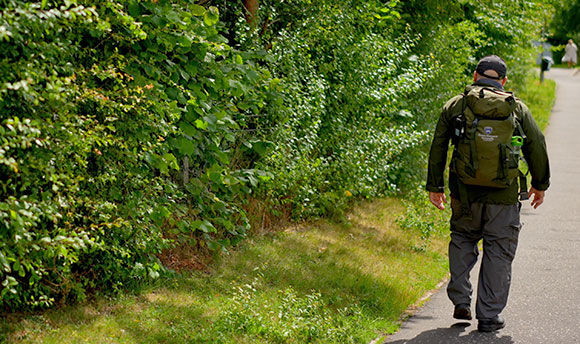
387, 323, 514, 344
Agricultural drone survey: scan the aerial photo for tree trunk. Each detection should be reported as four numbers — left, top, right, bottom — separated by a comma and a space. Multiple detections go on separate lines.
243, 0, 259, 26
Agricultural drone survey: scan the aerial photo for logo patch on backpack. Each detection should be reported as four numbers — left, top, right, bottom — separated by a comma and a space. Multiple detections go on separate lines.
484, 127, 493, 135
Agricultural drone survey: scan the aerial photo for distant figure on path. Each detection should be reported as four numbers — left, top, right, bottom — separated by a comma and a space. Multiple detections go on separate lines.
426, 56, 551, 332
562, 39, 577, 68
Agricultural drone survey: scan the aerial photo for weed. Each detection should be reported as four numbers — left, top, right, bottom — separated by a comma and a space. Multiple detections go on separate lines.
214, 277, 367, 344
396, 190, 450, 250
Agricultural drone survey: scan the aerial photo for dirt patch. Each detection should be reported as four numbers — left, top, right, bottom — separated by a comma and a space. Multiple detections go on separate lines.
158, 242, 212, 272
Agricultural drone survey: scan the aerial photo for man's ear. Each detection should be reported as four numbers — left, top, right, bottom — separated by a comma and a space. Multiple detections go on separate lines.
473, 71, 478, 82
501, 76, 508, 86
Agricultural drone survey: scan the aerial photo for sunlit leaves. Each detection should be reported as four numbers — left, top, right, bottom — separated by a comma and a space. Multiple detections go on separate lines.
0, 0, 276, 310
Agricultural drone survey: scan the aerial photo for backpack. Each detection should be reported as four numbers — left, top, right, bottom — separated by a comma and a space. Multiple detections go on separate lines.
450, 86, 527, 190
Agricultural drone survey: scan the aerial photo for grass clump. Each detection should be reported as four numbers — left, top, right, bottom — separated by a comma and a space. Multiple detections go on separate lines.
396, 190, 450, 253
213, 280, 367, 343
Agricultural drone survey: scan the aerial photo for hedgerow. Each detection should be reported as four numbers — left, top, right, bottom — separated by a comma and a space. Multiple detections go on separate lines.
218, 0, 551, 215
0, 0, 552, 310
0, 0, 278, 309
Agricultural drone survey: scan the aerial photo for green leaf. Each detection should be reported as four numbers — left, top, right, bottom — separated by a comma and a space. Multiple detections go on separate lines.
193, 220, 216, 234
195, 119, 209, 130
128, 2, 142, 17
179, 122, 198, 137
178, 36, 193, 49
206, 240, 220, 251
204, 6, 219, 26
251, 141, 272, 155
245, 69, 260, 82
191, 4, 205, 16
185, 64, 198, 77
209, 171, 221, 184
166, 87, 181, 100
163, 153, 180, 170
176, 137, 196, 156
150, 206, 171, 224
0, 252, 10, 272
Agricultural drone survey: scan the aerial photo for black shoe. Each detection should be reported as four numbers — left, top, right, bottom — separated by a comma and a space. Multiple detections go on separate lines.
478, 316, 505, 332
453, 303, 472, 320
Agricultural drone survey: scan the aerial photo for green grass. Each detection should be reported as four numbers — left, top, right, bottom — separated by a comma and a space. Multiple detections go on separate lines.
545, 63, 580, 70
0, 198, 450, 344
516, 74, 557, 131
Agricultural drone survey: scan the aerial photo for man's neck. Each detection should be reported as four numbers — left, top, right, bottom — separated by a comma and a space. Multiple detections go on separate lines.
474, 78, 504, 90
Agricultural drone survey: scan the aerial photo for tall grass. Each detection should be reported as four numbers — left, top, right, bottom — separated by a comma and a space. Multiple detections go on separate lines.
516, 74, 557, 132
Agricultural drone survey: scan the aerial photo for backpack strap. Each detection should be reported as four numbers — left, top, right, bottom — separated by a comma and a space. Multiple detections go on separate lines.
468, 118, 479, 173
451, 93, 474, 219
513, 111, 530, 201
519, 170, 529, 201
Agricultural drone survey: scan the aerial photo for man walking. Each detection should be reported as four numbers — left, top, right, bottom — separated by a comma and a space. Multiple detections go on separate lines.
426, 55, 550, 332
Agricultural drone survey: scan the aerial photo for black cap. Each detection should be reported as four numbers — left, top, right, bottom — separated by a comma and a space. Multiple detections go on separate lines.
476, 55, 507, 80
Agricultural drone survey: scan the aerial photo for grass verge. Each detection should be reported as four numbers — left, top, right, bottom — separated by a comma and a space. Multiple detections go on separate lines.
516, 73, 556, 131
1, 198, 449, 344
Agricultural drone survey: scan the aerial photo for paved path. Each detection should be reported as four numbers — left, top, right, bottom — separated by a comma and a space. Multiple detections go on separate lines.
383, 68, 580, 344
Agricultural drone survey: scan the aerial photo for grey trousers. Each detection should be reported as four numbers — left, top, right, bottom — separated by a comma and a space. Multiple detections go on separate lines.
447, 198, 522, 320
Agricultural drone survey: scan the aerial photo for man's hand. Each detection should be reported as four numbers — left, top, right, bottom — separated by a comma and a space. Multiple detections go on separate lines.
528, 187, 545, 209
429, 192, 447, 210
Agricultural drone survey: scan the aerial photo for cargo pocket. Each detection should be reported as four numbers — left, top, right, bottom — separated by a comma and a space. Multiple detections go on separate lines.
505, 204, 522, 261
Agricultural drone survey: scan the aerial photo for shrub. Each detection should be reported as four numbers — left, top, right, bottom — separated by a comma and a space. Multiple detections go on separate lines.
0, 0, 276, 309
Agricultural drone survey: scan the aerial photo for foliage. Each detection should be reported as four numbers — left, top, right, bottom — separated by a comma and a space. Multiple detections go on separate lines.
396, 189, 450, 250
211, 0, 553, 217
0, 0, 554, 310
0, 0, 277, 309
550, 0, 580, 42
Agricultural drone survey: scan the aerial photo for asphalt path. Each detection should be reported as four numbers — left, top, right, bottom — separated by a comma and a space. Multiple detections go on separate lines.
382, 68, 580, 344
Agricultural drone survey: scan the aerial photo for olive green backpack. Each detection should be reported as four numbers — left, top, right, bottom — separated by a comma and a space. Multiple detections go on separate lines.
451, 86, 528, 209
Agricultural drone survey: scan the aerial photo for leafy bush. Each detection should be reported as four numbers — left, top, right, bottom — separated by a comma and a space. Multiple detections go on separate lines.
215, 0, 552, 218
0, 0, 277, 309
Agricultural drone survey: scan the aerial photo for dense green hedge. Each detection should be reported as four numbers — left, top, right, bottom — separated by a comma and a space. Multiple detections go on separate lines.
218, 0, 552, 215
0, 0, 552, 310
0, 0, 279, 309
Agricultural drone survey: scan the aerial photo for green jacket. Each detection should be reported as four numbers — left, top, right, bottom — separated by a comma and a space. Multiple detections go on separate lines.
426, 81, 551, 204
